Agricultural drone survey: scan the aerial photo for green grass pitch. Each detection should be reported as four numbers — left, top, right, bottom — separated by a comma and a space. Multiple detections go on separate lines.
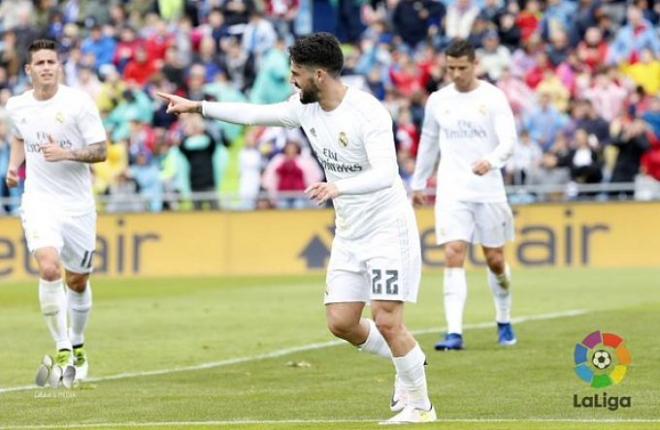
1, 268, 659, 429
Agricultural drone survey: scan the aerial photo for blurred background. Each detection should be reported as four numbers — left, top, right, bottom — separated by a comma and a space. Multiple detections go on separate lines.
0, 0, 658, 214
0, 0, 658, 280
0, 5, 659, 425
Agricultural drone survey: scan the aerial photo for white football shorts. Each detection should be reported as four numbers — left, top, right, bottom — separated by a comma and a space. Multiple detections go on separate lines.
20, 202, 97, 274
434, 199, 515, 247
324, 206, 421, 304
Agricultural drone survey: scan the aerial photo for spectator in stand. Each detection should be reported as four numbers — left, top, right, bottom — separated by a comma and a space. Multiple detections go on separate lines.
582, 70, 628, 122
533, 132, 572, 194
610, 116, 651, 197
479, 0, 505, 27
395, 108, 420, 158
105, 87, 154, 141
608, 6, 660, 65
265, 0, 300, 37
621, 49, 660, 97
1, 31, 23, 82
445, 0, 480, 40
642, 97, 660, 138
569, 128, 603, 196
161, 46, 186, 91
241, 9, 277, 66
525, 51, 554, 89
477, 31, 511, 81
96, 64, 126, 114
390, 52, 424, 98
555, 52, 586, 98
179, 114, 223, 210
222, 37, 254, 92
511, 34, 543, 79
238, 137, 263, 210
497, 67, 536, 121
74, 65, 103, 100
130, 149, 164, 212
185, 64, 209, 101
262, 140, 322, 209
106, 171, 143, 213
516, 0, 541, 42
524, 90, 570, 150
193, 36, 223, 82
221, 0, 255, 26
81, 24, 117, 70
540, 0, 576, 42
638, 97, 660, 197
570, 99, 611, 147
497, 12, 521, 49
392, 0, 446, 50
506, 129, 543, 185
114, 26, 141, 73
536, 70, 571, 112
123, 44, 159, 85
144, 19, 174, 64
570, 0, 601, 47
250, 37, 292, 104
546, 30, 571, 67
577, 27, 610, 72
467, 15, 493, 49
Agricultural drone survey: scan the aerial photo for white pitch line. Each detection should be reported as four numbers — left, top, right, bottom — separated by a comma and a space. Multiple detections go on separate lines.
2, 417, 660, 429
0, 309, 586, 395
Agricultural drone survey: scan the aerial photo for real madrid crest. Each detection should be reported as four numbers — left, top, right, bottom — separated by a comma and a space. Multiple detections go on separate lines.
55, 112, 65, 123
338, 131, 348, 147
478, 105, 487, 115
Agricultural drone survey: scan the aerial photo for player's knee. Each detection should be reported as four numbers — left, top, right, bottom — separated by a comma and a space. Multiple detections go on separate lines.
374, 314, 402, 341
486, 252, 505, 273
39, 261, 62, 282
327, 319, 353, 339
445, 243, 466, 267
66, 273, 88, 293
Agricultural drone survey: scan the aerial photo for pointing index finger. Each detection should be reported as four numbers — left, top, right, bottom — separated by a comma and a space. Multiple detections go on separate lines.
156, 92, 174, 102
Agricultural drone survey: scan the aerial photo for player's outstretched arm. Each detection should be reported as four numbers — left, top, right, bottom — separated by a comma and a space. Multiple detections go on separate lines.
157, 92, 202, 115
5, 137, 25, 188
157, 92, 300, 128
42, 135, 107, 163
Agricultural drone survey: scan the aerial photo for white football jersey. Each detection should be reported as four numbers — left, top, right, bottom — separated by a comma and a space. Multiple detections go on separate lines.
276, 87, 410, 239
411, 80, 516, 203
6, 85, 107, 214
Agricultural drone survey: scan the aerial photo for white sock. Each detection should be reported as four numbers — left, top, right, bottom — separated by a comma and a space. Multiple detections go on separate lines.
488, 265, 512, 323
67, 282, 92, 347
39, 279, 72, 351
488, 265, 511, 323
444, 268, 467, 335
392, 344, 431, 410
358, 319, 391, 359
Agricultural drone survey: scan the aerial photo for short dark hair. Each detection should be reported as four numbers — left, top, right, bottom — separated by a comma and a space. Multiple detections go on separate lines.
288, 32, 343, 77
445, 39, 476, 61
28, 39, 58, 63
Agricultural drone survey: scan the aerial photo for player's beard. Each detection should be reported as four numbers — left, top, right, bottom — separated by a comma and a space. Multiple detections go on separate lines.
299, 84, 320, 104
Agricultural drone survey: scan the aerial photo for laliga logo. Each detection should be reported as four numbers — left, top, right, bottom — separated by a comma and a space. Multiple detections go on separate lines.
573, 331, 632, 411
574, 330, 631, 387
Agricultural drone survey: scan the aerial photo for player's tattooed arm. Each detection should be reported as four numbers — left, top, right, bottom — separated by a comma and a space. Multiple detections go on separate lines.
42, 136, 107, 163
67, 142, 108, 163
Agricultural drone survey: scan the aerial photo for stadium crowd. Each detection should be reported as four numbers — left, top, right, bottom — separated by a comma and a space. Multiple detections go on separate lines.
0, 0, 658, 213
